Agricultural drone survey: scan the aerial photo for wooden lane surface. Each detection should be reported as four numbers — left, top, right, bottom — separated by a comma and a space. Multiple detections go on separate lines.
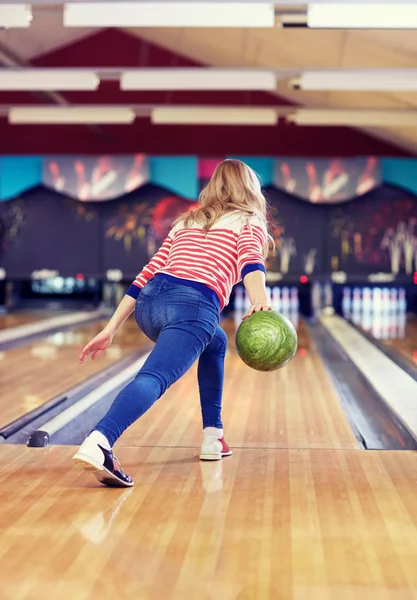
0, 318, 148, 429
0, 311, 52, 331
380, 316, 417, 366
119, 319, 358, 450
1, 444, 417, 600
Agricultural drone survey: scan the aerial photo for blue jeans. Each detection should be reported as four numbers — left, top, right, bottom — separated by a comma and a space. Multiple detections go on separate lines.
95, 276, 227, 447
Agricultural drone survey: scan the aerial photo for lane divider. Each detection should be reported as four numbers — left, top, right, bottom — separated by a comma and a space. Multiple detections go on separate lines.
27, 351, 151, 447
320, 314, 417, 440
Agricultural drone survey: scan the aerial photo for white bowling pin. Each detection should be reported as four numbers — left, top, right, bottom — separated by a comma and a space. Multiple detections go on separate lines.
362, 287, 372, 314
372, 287, 382, 313
398, 311, 406, 338
289, 309, 299, 329
290, 287, 299, 312
352, 287, 362, 313
389, 312, 398, 339
372, 313, 382, 339
312, 282, 322, 311
382, 288, 390, 314
272, 287, 281, 311
235, 287, 244, 311
381, 312, 390, 339
342, 287, 351, 318
399, 288, 407, 312
281, 287, 290, 312
390, 288, 398, 313
362, 310, 372, 332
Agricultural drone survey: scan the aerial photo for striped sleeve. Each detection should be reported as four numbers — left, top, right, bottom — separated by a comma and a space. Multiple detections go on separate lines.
237, 218, 267, 281
126, 235, 173, 299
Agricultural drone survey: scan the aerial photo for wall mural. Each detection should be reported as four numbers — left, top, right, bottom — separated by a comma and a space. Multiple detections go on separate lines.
43, 154, 149, 201
273, 157, 381, 203
3, 154, 412, 203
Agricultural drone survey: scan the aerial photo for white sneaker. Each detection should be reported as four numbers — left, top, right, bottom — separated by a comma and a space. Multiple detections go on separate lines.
200, 428, 232, 461
73, 435, 134, 488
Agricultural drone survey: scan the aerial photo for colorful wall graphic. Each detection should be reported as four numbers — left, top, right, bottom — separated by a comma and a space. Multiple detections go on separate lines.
0, 155, 416, 203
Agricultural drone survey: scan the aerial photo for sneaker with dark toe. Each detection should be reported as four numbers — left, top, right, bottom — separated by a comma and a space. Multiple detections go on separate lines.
73, 437, 134, 488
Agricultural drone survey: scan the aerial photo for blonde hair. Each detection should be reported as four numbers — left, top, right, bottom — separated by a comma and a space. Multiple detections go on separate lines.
174, 159, 276, 256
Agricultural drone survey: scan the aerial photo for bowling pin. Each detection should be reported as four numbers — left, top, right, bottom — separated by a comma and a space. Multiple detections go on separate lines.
290, 287, 299, 312
382, 288, 390, 314
398, 311, 406, 338
372, 288, 382, 313
352, 287, 362, 313
342, 287, 351, 318
390, 288, 398, 313
289, 309, 299, 329
281, 287, 290, 312
389, 312, 398, 339
372, 312, 382, 339
399, 288, 407, 312
312, 282, 322, 312
362, 287, 372, 314
272, 287, 281, 311
381, 312, 390, 339
235, 287, 244, 312
361, 310, 372, 332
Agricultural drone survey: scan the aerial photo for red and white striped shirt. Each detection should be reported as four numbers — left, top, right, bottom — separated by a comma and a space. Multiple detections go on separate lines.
127, 211, 267, 310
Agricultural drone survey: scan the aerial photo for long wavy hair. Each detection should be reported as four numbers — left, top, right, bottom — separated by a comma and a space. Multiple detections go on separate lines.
174, 159, 276, 257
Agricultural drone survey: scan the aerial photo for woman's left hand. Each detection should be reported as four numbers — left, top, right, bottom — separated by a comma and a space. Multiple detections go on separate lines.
242, 303, 272, 320
79, 329, 114, 364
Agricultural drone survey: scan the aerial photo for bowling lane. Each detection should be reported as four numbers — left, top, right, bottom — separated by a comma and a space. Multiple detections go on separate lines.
0, 317, 148, 429
118, 317, 359, 450
377, 315, 417, 366
351, 309, 416, 367
0, 311, 54, 330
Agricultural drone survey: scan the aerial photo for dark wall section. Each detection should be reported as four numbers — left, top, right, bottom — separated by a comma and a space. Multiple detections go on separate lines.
327, 186, 417, 276
0, 184, 416, 282
0, 187, 101, 278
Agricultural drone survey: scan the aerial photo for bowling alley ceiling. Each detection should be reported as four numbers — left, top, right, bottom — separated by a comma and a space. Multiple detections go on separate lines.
0, 6, 417, 155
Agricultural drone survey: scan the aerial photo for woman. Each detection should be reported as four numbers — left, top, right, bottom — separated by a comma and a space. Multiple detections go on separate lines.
74, 159, 274, 488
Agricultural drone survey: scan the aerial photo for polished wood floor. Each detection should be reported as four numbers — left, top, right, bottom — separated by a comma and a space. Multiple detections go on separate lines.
1, 444, 417, 600
119, 320, 358, 450
0, 318, 148, 429
2, 311, 417, 599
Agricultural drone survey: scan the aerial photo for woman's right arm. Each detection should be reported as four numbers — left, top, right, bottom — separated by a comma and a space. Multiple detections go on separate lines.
237, 218, 271, 319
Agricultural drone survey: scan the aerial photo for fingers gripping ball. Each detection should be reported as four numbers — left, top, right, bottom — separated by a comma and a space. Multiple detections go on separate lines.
235, 311, 298, 372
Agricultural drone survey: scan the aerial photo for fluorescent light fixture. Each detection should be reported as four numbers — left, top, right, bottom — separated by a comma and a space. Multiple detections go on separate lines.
308, 3, 417, 29
121, 69, 276, 91
64, 2, 275, 28
9, 106, 135, 125
0, 4, 32, 28
288, 109, 417, 127
297, 70, 417, 92
0, 69, 99, 91
151, 107, 277, 125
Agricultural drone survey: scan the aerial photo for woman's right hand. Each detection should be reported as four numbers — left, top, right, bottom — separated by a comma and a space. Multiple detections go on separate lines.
242, 303, 272, 320
79, 329, 114, 364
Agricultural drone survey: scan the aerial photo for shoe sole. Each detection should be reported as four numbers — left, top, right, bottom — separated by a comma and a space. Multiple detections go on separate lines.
73, 453, 134, 488
199, 450, 233, 461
